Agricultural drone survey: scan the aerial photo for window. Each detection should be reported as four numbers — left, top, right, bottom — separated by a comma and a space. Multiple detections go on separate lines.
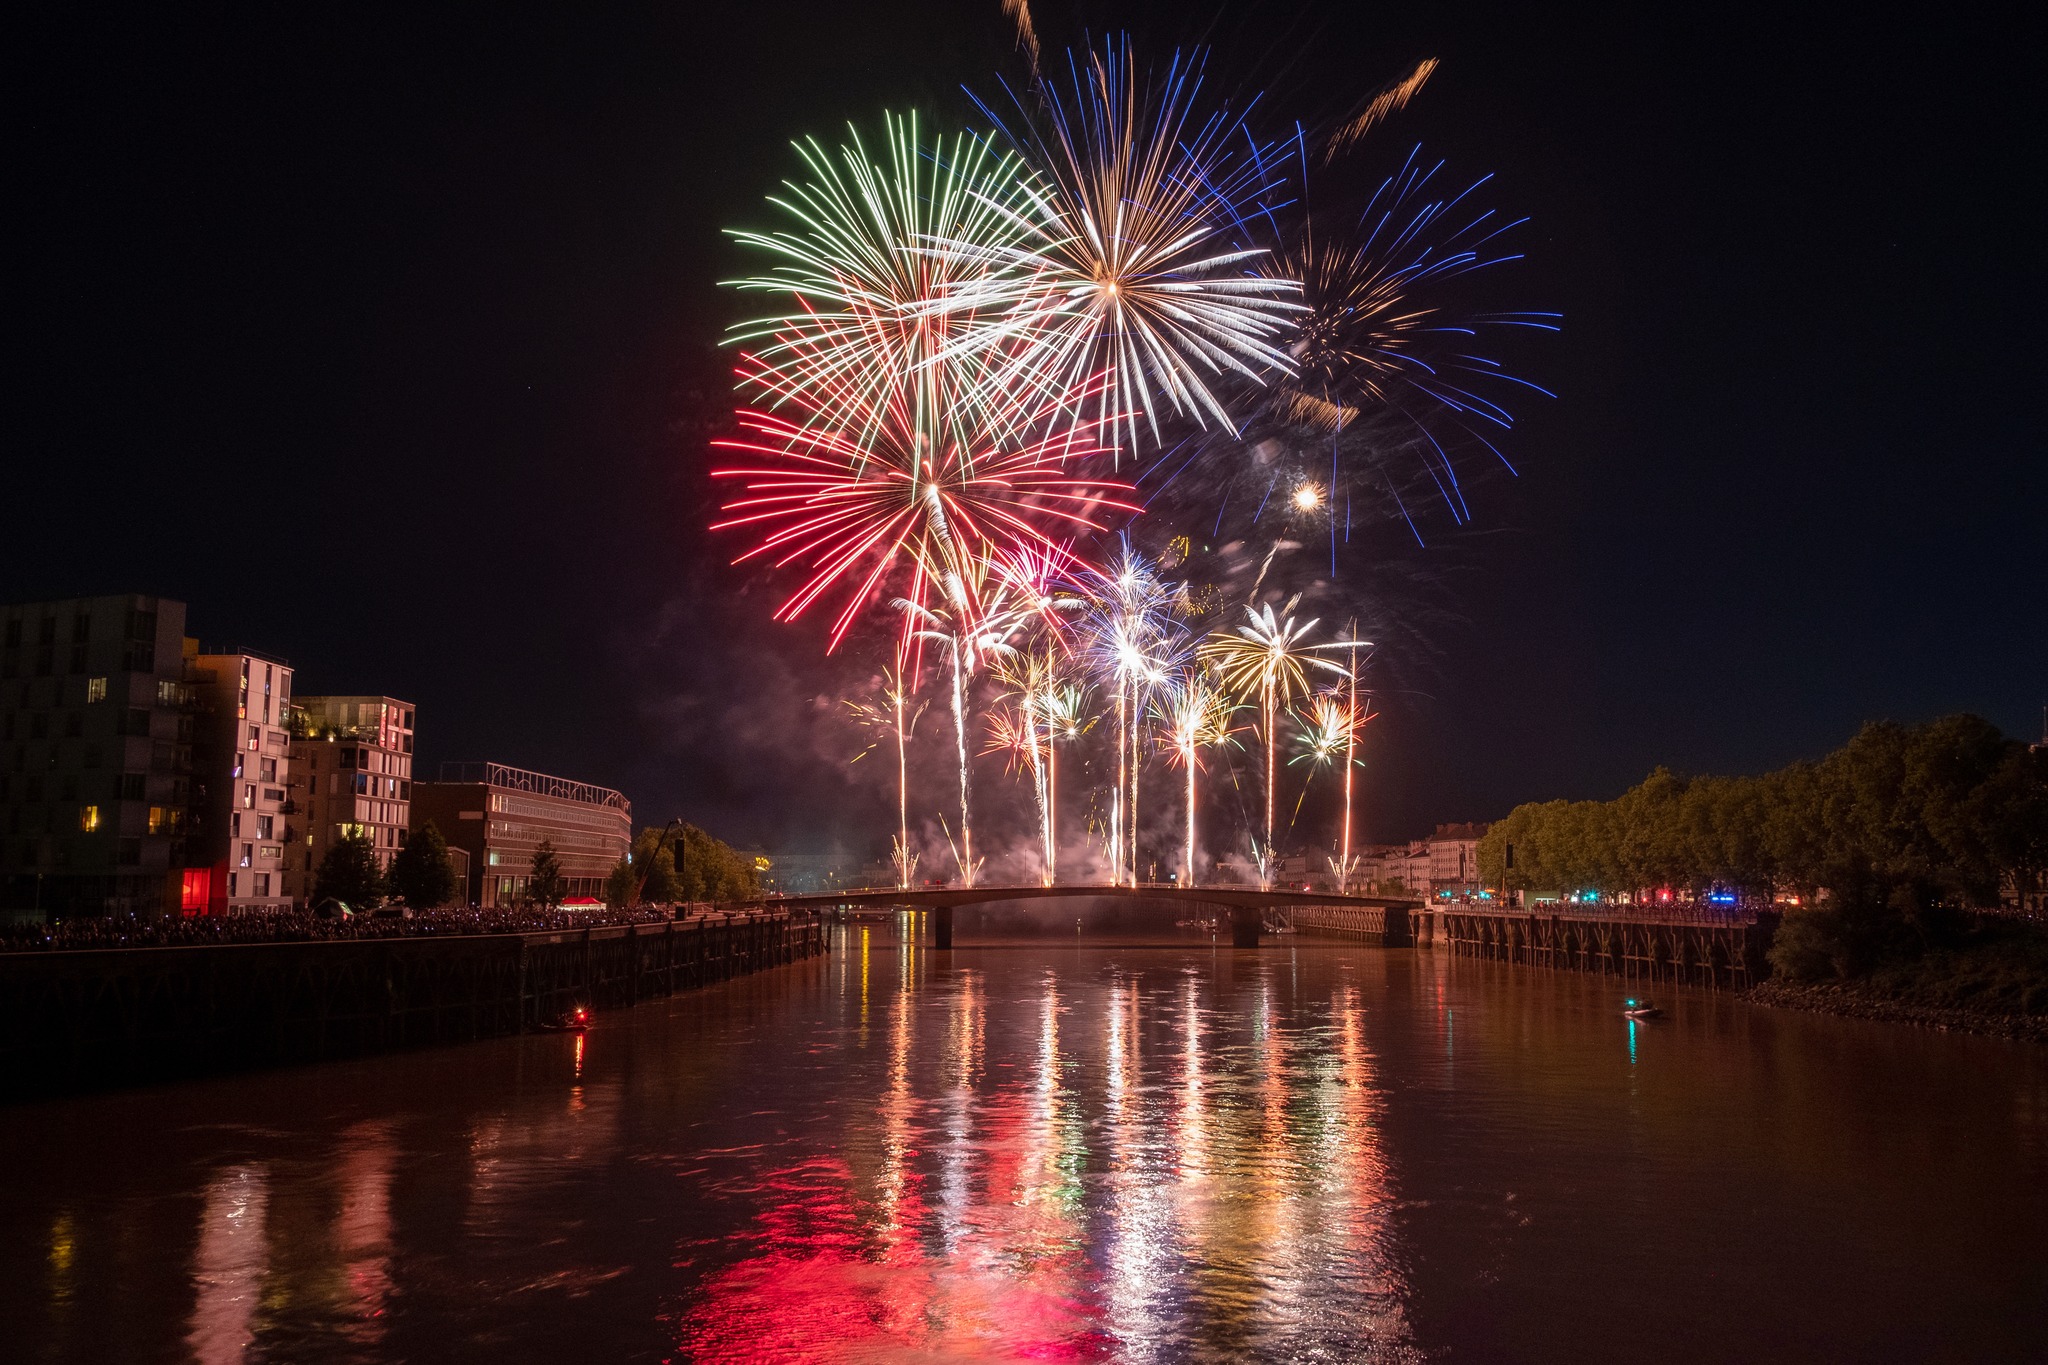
148, 806, 170, 834
259, 757, 276, 782
258, 846, 278, 862
155, 679, 182, 706
86, 677, 107, 704
72, 612, 91, 642
256, 814, 273, 840
118, 773, 145, 801
254, 873, 270, 897
69, 643, 88, 673
246, 725, 259, 751
64, 712, 82, 738
242, 784, 255, 809
79, 805, 99, 832
339, 748, 356, 769
118, 838, 141, 866
82, 744, 100, 769
239, 843, 253, 868
123, 642, 153, 672
38, 618, 56, 645
125, 608, 155, 643
2, 620, 18, 646
122, 708, 150, 737
228, 873, 238, 898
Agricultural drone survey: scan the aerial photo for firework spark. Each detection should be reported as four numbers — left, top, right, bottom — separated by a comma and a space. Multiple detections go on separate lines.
1198, 603, 1349, 885
1153, 671, 1242, 888
711, 353, 1133, 653
939, 41, 1306, 454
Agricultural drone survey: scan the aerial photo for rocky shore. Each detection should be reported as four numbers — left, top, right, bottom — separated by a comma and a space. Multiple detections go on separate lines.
1746, 978, 2048, 1044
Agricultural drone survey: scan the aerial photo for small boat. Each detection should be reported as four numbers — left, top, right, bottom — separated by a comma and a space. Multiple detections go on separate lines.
541, 1006, 592, 1032
1622, 999, 1663, 1020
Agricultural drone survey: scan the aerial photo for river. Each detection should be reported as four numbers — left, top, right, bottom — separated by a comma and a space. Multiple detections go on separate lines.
4, 922, 2044, 1363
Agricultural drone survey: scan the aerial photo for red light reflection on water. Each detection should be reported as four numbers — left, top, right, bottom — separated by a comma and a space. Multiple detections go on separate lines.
674, 956, 1414, 1361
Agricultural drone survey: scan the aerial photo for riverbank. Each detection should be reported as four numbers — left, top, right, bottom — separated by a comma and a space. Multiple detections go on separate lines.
1746, 977, 2048, 1043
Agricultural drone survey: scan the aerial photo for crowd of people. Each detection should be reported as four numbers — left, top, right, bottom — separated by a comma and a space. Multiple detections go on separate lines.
0, 903, 713, 953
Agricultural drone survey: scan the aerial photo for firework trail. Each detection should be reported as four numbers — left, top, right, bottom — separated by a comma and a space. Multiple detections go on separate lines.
1153, 671, 1242, 888
845, 668, 926, 888
1198, 603, 1349, 887
1078, 542, 1187, 884
897, 549, 1043, 886
1040, 681, 1095, 882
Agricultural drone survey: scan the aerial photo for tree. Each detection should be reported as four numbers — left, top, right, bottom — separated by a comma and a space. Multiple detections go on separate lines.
528, 840, 565, 909
314, 830, 385, 908
630, 827, 682, 903
604, 857, 636, 908
388, 821, 457, 908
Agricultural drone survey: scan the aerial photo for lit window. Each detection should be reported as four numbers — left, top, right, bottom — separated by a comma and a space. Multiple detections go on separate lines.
243, 784, 255, 809
246, 725, 259, 751
239, 843, 253, 868
79, 805, 100, 832
148, 807, 169, 834
86, 677, 107, 704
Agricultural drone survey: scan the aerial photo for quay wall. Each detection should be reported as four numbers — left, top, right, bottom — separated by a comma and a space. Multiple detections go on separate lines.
0, 910, 825, 1100
1289, 901, 1779, 988
1425, 907, 1779, 988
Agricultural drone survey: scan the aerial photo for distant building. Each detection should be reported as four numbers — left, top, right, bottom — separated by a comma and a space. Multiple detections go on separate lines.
0, 594, 196, 918
1354, 821, 1491, 898
412, 762, 630, 907
286, 696, 416, 904
187, 649, 296, 913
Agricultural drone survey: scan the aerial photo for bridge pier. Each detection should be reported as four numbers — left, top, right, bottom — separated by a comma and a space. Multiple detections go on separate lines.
932, 905, 954, 949
1230, 904, 1262, 948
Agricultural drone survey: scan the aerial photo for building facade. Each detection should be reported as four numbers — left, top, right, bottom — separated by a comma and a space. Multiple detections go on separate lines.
286, 696, 415, 903
1355, 822, 1492, 899
0, 595, 197, 918
411, 762, 630, 907
187, 650, 296, 913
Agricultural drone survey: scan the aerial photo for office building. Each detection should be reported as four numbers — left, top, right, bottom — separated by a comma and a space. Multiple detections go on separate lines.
411, 762, 631, 907
0, 594, 196, 918
286, 696, 415, 903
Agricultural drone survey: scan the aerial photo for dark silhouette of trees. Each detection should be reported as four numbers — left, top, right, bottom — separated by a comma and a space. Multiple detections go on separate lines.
314, 830, 385, 908
1475, 715, 2048, 982
388, 821, 457, 908
528, 840, 565, 910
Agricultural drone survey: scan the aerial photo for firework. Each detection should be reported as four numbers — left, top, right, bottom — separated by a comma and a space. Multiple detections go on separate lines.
1153, 672, 1242, 888
725, 111, 1045, 449
845, 668, 926, 889
937, 41, 1306, 454
711, 350, 1133, 654
1198, 603, 1349, 886
1078, 542, 1188, 884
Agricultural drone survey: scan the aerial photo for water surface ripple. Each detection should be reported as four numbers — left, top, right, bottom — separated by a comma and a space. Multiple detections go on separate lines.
4, 927, 2044, 1363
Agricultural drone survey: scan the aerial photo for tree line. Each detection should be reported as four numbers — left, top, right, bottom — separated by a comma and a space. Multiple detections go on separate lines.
1476, 715, 2048, 920
604, 824, 761, 907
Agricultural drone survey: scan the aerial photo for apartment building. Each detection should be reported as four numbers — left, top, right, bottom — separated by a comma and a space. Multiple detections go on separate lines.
0, 595, 196, 918
412, 762, 630, 907
187, 649, 295, 913
286, 696, 415, 903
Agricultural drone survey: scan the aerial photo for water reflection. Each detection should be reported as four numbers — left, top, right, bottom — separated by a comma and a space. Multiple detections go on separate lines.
7, 935, 2048, 1364
673, 944, 1418, 1361
187, 1165, 269, 1365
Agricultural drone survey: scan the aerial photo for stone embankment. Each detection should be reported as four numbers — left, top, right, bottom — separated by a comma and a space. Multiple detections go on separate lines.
0, 908, 826, 1099
1745, 978, 2048, 1043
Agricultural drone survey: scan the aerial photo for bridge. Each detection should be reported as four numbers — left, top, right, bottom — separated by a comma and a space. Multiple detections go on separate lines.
763, 883, 1423, 947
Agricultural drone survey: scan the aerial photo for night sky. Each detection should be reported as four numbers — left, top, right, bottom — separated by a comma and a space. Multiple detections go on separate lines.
10, 2, 2042, 856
